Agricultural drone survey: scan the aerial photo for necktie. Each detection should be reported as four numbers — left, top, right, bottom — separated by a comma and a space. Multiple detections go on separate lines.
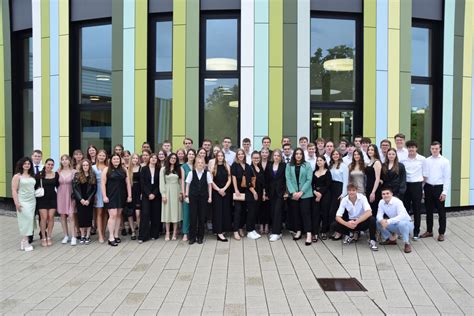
35, 165, 39, 174
286, 158, 290, 163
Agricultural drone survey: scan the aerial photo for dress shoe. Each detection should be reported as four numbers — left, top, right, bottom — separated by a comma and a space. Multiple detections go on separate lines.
380, 239, 397, 245
108, 239, 118, 246
217, 235, 228, 242
437, 234, 445, 242
420, 231, 433, 238
197, 238, 203, 244
188, 238, 196, 245
404, 243, 412, 253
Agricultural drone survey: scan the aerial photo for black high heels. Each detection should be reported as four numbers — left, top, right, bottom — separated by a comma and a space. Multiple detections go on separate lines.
217, 235, 228, 242
108, 239, 118, 246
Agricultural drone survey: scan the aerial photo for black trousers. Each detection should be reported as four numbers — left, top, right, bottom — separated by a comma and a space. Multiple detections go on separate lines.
246, 199, 258, 232
290, 198, 312, 233
312, 192, 332, 235
77, 204, 93, 228
269, 196, 283, 234
139, 197, 162, 241
403, 182, 423, 236
189, 195, 208, 241
233, 201, 246, 231
424, 184, 446, 234
258, 200, 270, 225
331, 214, 376, 241
212, 191, 231, 234
329, 181, 343, 232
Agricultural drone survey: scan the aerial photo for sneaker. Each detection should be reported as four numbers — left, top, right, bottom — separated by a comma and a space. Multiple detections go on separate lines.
369, 240, 378, 251
61, 236, 69, 244
247, 230, 261, 240
24, 243, 34, 252
269, 234, 281, 242
71, 237, 77, 246
412, 236, 420, 241
138, 240, 143, 244
343, 232, 354, 244
85, 237, 91, 245
79, 237, 85, 244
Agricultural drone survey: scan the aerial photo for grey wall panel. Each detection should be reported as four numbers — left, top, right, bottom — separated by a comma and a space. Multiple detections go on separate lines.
311, 0, 362, 13
71, 0, 112, 21
200, 0, 240, 11
412, 0, 443, 21
149, 0, 173, 13
11, 0, 32, 31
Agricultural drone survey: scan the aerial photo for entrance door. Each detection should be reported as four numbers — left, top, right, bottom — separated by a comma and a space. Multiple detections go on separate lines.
310, 108, 353, 144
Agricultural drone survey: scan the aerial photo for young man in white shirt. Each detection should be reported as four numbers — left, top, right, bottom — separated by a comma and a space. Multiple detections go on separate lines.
421, 141, 451, 241
299, 136, 309, 158
242, 138, 252, 164
338, 138, 348, 156
377, 186, 414, 253
342, 143, 355, 166
222, 137, 236, 166
360, 137, 371, 164
201, 138, 213, 163
331, 184, 378, 251
162, 140, 172, 156
394, 133, 408, 161
306, 143, 317, 171
400, 140, 425, 240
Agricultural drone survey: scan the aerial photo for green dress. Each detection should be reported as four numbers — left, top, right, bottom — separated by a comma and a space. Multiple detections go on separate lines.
181, 163, 192, 234
17, 176, 36, 235
160, 167, 182, 223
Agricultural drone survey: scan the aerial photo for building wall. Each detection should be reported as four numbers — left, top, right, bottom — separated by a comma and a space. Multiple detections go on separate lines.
1, 0, 473, 206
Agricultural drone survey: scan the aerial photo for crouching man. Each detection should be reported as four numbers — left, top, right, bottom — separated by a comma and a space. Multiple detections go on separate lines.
377, 186, 414, 253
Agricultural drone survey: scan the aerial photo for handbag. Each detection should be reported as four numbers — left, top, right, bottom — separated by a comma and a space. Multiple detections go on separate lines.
233, 193, 245, 201
34, 178, 44, 198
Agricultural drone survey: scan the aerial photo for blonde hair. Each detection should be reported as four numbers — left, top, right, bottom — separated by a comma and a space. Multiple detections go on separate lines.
127, 153, 141, 186
59, 154, 72, 171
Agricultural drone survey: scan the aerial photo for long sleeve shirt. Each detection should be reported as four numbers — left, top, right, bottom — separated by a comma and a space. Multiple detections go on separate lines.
376, 196, 411, 224
422, 154, 451, 196
330, 163, 349, 197
400, 154, 425, 183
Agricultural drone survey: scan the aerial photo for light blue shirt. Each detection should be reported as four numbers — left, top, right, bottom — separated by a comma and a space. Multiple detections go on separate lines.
330, 163, 349, 197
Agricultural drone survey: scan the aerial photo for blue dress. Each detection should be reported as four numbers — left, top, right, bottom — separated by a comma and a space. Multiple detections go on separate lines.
92, 165, 104, 208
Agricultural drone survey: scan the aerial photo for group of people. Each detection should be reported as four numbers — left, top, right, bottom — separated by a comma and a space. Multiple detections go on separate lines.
12, 133, 451, 254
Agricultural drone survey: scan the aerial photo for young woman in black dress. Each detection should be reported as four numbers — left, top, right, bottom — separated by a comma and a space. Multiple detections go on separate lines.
250, 151, 265, 237
382, 148, 407, 199
365, 144, 382, 216
127, 153, 141, 240
139, 153, 162, 243
72, 159, 97, 244
311, 156, 332, 241
211, 150, 232, 241
102, 154, 132, 246
259, 148, 270, 234
36, 158, 59, 247
264, 149, 286, 242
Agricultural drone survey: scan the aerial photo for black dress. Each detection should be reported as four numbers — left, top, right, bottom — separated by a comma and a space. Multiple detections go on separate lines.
35, 172, 59, 209
131, 167, 142, 210
311, 171, 332, 234
104, 168, 127, 209
365, 161, 382, 216
231, 163, 254, 231
382, 163, 407, 199
72, 175, 97, 228
212, 164, 232, 234
252, 164, 267, 225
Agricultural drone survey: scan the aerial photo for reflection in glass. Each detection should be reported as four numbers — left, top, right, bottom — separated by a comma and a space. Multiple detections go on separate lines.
80, 110, 112, 151
206, 19, 238, 71
24, 37, 33, 82
411, 27, 431, 77
203, 78, 239, 144
310, 109, 353, 144
80, 24, 112, 104
23, 89, 33, 155
156, 21, 173, 72
154, 80, 173, 150
310, 18, 356, 102
411, 84, 432, 155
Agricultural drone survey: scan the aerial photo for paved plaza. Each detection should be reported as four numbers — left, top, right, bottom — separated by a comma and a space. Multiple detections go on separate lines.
0, 213, 472, 315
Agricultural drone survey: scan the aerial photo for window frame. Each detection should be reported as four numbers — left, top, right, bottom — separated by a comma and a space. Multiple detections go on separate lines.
70, 18, 113, 152
199, 11, 241, 145
411, 19, 443, 151
309, 12, 363, 141
148, 14, 173, 151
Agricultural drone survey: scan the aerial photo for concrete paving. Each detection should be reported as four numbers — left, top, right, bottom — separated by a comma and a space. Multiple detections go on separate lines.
0, 214, 472, 315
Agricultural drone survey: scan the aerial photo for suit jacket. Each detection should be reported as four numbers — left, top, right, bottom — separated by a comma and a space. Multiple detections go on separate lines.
140, 166, 161, 199
264, 162, 286, 199
285, 162, 313, 199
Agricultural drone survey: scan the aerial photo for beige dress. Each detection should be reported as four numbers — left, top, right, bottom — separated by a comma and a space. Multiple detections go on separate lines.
160, 167, 182, 223
349, 169, 366, 194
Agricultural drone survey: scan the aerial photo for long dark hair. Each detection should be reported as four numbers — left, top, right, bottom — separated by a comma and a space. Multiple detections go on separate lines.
367, 144, 381, 161
107, 153, 126, 177
87, 144, 98, 162
38, 158, 55, 179
15, 157, 34, 177
349, 149, 365, 172
290, 148, 306, 166
164, 153, 181, 178
315, 155, 329, 171
382, 148, 400, 175
329, 150, 343, 169
77, 159, 96, 184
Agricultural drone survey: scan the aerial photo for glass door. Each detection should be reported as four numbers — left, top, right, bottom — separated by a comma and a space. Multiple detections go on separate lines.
310, 108, 353, 143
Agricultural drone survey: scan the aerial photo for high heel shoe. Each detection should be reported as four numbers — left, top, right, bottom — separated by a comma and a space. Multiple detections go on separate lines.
108, 239, 118, 246
217, 235, 228, 242
234, 232, 241, 240
165, 233, 170, 241
41, 238, 48, 247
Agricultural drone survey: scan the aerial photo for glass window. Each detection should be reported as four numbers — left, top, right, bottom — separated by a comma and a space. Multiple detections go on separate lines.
154, 80, 173, 150
203, 78, 239, 144
310, 109, 353, 144
310, 17, 356, 102
411, 84, 432, 155
24, 37, 33, 82
80, 24, 112, 104
156, 21, 173, 72
79, 110, 112, 151
205, 19, 238, 71
411, 27, 431, 77
22, 88, 33, 155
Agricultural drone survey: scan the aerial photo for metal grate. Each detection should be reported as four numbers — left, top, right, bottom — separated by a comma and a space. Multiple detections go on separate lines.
317, 278, 367, 291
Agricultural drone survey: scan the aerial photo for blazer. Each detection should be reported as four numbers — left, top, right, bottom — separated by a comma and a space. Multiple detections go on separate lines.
264, 162, 286, 199
72, 175, 97, 203
382, 163, 407, 197
140, 166, 161, 199
285, 162, 313, 199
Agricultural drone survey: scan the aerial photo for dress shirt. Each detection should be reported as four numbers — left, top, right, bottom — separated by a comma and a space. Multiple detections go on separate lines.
330, 163, 349, 197
223, 149, 236, 166
245, 151, 252, 165
185, 170, 213, 184
401, 154, 425, 183
379, 150, 386, 163
362, 151, 370, 164
324, 153, 331, 165
376, 196, 411, 224
423, 155, 451, 196
283, 155, 292, 164
336, 193, 371, 219
342, 155, 352, 166
306, 155, 316, 171
396, 147, 409, 162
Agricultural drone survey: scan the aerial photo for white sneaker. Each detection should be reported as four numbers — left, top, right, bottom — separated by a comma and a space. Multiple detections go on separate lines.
269, 234, 281, 242
247, 230, 261, 240
71, 237, 77, 246
24, 243, 34, 252
61, 236, 69, 244
254, 231, 262, 238
369, 240, 378, 251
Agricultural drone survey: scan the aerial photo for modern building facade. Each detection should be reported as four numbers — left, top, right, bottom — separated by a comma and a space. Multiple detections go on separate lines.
0, 0, 473, 207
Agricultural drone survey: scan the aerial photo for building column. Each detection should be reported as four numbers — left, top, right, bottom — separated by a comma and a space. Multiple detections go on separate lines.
375, 0, 388, 144
58, 0, 69, 155
122, 0, 134, 151
283, 0, 297, 144
364, 0, 376, 141
296, 0, 310, 141
185, 0, 199, 145
134, 0, 147, 153
50, 0, 60, 163
240, 0, 254, 147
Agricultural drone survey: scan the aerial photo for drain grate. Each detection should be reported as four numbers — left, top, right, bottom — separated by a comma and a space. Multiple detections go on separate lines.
317, 278, 367, 291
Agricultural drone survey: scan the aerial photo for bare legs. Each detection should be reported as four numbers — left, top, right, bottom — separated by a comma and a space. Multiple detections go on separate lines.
96, 207, 106, 242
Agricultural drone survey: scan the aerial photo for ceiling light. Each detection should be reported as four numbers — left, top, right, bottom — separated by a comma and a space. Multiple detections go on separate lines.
89, 95, 100, 101
96, 74, 110, 81
229, 101, 238, 108
330, 118, 345, 122
311, 89, 341, 95
323, 58, 353, 72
